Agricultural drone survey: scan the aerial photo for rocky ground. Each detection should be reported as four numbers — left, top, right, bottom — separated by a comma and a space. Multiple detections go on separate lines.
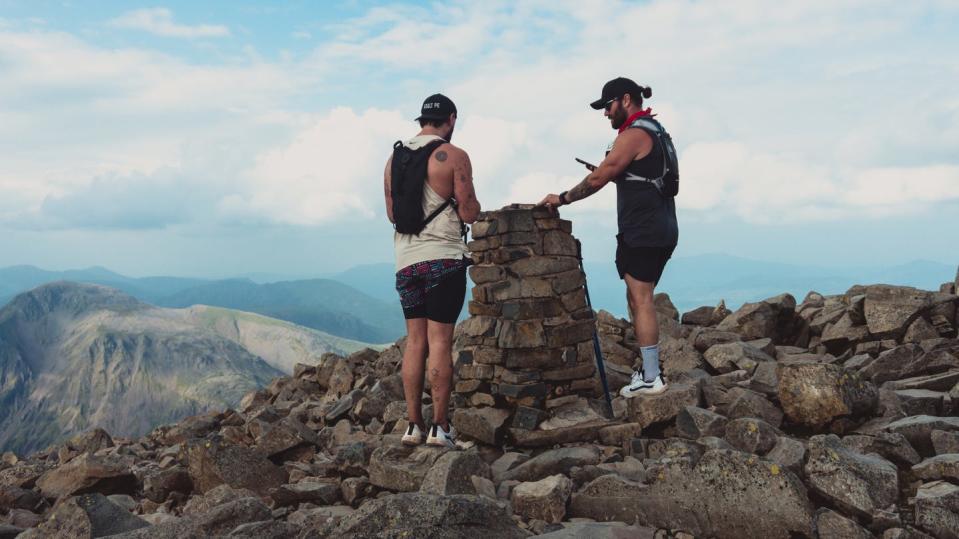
1, 277, 958, 538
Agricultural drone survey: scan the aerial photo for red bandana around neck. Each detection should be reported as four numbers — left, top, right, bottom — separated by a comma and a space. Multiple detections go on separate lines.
618, 108, 654, 133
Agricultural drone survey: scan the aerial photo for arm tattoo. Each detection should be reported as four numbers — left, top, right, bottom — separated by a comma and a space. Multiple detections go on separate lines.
566, 175, 602, 202
435, 150, 448, 162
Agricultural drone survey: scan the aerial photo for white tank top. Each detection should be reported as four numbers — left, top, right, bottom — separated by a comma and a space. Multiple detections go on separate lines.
393, 135, 469, 271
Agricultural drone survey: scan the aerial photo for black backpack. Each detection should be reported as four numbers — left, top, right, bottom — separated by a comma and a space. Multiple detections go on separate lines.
628, 117, 679, 197
390, 139, 453, 234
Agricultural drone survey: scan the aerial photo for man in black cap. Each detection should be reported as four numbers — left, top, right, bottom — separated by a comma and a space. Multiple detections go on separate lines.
538, 77, 679, 397
385, 93, 481, 447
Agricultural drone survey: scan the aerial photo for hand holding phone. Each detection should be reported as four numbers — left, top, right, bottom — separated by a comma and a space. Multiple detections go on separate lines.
575, 157, 596, 172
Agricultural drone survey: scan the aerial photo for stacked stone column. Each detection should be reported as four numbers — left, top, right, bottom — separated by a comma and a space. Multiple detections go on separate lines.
452, 205, 604, 447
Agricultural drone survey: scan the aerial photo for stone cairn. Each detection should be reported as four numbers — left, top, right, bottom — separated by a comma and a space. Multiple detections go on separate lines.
452, 204, 610, 447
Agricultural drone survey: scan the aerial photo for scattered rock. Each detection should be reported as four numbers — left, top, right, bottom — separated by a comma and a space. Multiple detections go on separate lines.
805, 434, 899, 519
36, 454, 136, 500
914, 480, 959, 539
511, 474, 572, 523
777, 361, 877, 428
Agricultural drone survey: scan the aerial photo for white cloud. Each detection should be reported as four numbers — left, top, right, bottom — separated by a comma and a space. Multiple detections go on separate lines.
2, 0, 958, 235
109, 8, 229, 38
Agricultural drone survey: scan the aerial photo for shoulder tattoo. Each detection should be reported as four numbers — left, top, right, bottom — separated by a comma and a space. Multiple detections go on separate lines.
435, 150, 448, 162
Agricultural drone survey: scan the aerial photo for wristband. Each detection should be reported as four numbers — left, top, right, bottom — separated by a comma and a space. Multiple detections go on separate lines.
559, 191, 569, 205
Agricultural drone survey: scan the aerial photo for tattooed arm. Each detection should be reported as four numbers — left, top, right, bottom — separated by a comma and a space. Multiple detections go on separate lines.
450, 148, 481, 223
538, 128, 653, 207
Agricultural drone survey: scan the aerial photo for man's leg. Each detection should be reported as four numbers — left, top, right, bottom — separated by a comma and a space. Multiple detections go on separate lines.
624, 273, 661, 382
401, 318, 429, 430
426, 320, 455, 430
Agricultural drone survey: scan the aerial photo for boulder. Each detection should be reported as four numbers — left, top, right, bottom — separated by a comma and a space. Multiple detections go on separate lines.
511, 474, 572, 524
28, 493, 149, 538
815, 508, 873, 539
452, 407, 510, 445
863, 285, 955, 339
319, 493, 527, 539
36, 454, 136, 499
724, 418, 779, 455
912, 454, 959, 483
805, 434, 899, 519
534, 522, 657, 539
704, 341, 773, 374
139, 464, 193, 503
885, 415, 959, 457
726, 387, 784, 428
505, 446, 600, 482
626, 379, 701, 428
765, 436, 807, 477
841, 432, 921, 467
108, 497, 272, 538
915, 481, 959, 539
637, 449, 813, 538
369, 445, 449, 492
226, 521, 303, 538
419, 450, 491, 496
777, 361, 878, 428
675, 406, 728, 439
932, 429, 959, 455
269, 481, 340, 508
182, 484, 259, 516
183, 437, 287, 496
716, 300, 778, 340
569, 474, 648, 523
861, 344, 958, 385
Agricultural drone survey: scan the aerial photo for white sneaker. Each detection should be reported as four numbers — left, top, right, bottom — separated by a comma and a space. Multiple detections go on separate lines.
426, 424, 457, 448
619, 371, 668, 398
402, 423, 425, 446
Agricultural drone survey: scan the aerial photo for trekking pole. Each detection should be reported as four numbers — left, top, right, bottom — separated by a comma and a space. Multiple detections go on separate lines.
575, 238, 614, 419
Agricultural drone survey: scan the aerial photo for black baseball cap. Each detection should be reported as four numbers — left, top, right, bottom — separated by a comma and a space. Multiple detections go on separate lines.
589, 77, 644, 110
415, 93, 457, 121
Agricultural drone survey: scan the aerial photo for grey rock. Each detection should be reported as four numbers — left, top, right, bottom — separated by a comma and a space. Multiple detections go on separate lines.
912, 454, 959, 483
533, 521, 657, 539
704, 341, 773, 374
320, 493, 527, 539
638, 449, 813, 538
885, 415, 959, 457
419, 450, 491, 495
726, 387, 784, 428
269, 480, 340, 508
0, 525, 23, 539
805, 434, 899, 519
815, 507, 873, 539
841, 432, 922, 467
863, 285, 955, 339
777, 361, 877, 428
765, 436, 807, 477
882, 371, 959, 392
568, 474, 648, 523
183, 437, 287, 497
227, 520, 302, 538
881, 527, 935, 539
505, 446, 599, 482
490, 452, 530, 483
452, 407, 510, 445
182, 484, 259, 516
675, 406, 728, 439
625, 379, 702, 428
369, 445, 449, 492
724, 418, 778, 455
36, 454, 136, 500
511, 474, 572, 524
914, 480, 959, 539
28, 493, 149, 538
110, 497, 272, 538
932, 429, 959, 455
895, 389, 947, 416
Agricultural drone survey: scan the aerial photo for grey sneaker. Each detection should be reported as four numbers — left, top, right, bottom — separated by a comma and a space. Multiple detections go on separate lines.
402, 423, 425, 446
619, 371, 668, 398
426, 424, 457, 448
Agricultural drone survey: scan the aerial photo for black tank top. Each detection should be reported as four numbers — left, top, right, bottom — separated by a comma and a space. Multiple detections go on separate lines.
609, 125, 679, 248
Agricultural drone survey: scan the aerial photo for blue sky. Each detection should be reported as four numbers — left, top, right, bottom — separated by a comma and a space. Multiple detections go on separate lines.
0, 1, 957, 279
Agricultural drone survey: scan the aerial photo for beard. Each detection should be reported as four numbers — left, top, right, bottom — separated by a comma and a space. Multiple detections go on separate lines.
610, 108, 628, 130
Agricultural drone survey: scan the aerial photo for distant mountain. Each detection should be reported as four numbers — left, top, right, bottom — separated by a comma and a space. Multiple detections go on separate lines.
0, 264, 207, 304
0, 265, 405, 343
328, 263, 398, 302
155, 278, 405, 343
0, 282, 373, 455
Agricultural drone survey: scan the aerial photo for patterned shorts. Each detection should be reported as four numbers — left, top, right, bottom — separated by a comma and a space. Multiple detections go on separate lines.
395, 258, 467, 323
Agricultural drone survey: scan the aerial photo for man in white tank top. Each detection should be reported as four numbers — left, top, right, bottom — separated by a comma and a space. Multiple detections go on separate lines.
384, 94, 481, 448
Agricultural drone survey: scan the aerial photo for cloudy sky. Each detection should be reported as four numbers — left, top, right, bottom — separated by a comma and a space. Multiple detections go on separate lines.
0, 1, 957, 279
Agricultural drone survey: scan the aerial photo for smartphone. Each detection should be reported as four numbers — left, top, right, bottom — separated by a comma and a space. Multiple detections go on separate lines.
575, 157, 596, 171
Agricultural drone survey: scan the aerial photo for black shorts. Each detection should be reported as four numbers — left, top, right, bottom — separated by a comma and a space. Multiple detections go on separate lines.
615, 235, 674, 285
395, 259, 467, 324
